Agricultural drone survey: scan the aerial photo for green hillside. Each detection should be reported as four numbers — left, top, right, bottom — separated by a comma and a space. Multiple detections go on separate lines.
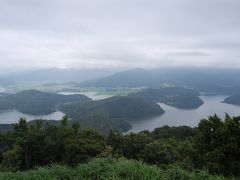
60, 96, 165, 120
59, 96, 164, 133
223, 93, 240, 105
0, 90, 91, 115
129, 87, 204, 109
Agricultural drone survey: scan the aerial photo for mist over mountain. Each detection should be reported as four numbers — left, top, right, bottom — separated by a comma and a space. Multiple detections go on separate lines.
1, 67, 240, 89
2, 68, 115, 83
78, 67, 240, 88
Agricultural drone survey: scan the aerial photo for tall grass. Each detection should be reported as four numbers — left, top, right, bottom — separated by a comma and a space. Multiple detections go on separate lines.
0, 158, 228, 180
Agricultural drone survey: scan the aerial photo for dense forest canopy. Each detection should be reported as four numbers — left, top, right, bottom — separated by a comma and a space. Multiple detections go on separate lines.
0, 114, 239, 178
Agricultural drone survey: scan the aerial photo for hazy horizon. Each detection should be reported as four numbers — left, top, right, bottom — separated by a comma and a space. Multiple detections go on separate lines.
0, 0, 240, 73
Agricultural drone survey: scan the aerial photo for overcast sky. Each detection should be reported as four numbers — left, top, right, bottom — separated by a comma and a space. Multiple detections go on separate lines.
0, 0, 240, 72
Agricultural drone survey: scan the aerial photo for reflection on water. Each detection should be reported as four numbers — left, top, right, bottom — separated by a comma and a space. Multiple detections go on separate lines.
0, 110, 65, 124
58, 91, 112, 100
129, 96, 240, 133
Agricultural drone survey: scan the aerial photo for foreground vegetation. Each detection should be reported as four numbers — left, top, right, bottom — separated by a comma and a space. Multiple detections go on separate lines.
0, 114, 239, 178
0, 158, 226, 180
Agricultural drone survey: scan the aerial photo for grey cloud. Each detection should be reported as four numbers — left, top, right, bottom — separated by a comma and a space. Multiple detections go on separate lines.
0, 0, 240, 71
168, 51, 211, 57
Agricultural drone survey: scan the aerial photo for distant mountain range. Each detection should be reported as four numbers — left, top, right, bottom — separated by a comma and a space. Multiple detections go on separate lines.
1, 67, 240, 89
0, 68, 115, 83
77, 67, 240, 89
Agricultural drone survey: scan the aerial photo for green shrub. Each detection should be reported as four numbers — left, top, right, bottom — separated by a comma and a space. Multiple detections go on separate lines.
0, 158, 227, 180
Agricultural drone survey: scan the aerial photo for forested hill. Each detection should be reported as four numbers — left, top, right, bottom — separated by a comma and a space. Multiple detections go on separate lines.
0, 90, 91, 115
59, 96, 165, 120
223, 93, 240, 105
129, 87, 204, 109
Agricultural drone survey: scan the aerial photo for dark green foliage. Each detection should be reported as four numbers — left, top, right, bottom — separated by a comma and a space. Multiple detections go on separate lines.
77, 114, 132, 134
107, 116, 240, 177
140, 140, 180, 166
193, 114, 240, 176
152, 125, 196, 140
0, 90, 90, 115
0, 116, 105, 171
129, 87, 204, 109
0, 115, 131, 135
122, 132, 153, 159
107, 126, 195, 170
0, 115, 240, 178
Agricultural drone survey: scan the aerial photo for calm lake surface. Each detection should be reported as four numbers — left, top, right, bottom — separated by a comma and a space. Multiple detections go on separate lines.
58, 91, 112, 100
129, 95, 240, 132
0, 110, 64, 124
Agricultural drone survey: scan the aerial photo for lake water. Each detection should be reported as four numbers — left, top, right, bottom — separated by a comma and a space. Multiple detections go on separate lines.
1, 95, 240, 130
129, 95, 240, 132
0, 110, 65, 124
58, 91, 112, 100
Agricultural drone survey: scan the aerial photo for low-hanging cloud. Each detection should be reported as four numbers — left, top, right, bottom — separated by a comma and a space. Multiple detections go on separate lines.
0, 0, 240, 72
